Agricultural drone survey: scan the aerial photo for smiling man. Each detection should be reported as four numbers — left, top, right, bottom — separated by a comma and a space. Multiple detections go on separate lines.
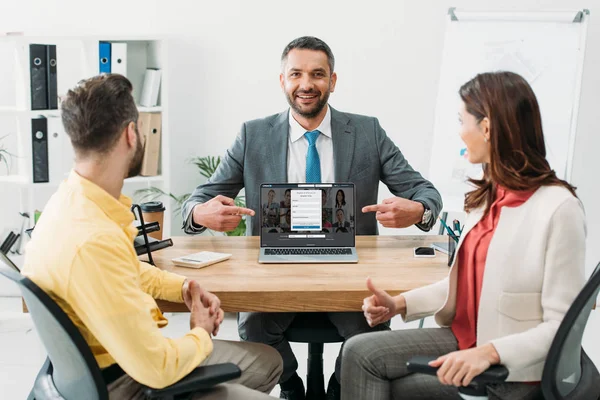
182, 36, 442, 399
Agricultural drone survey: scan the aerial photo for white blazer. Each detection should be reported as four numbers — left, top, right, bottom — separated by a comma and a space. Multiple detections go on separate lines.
403, 185, 586, 382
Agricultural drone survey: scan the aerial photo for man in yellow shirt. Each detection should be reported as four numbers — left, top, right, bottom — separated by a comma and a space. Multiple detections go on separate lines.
22, 74, 282, 399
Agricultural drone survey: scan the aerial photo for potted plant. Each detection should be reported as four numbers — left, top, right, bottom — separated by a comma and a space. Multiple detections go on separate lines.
0, 135, 14, 175
135, 156, 247, 236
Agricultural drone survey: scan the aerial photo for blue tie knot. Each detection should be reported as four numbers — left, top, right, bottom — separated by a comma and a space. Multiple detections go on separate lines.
304, 130, 320, 146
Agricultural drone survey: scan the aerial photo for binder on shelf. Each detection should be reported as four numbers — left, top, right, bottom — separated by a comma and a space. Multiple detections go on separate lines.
30, 44, 48, 110
139, 112, 162, 176
31, 116, 49, 183
99, 42, 111, 74
139, 69, 161, 107
47, 116, 74, 183
46, 45, 58, 109
111, 42, 127, 76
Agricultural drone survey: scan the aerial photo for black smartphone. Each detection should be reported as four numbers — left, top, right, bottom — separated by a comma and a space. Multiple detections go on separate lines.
413, 246, 436, 258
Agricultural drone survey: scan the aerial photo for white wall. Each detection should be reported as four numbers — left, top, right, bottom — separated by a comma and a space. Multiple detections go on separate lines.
1, 0, 599, 359
2, 0, 598, 260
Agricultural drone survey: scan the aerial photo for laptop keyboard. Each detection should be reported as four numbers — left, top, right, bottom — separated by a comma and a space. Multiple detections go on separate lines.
265, 248, 352, 256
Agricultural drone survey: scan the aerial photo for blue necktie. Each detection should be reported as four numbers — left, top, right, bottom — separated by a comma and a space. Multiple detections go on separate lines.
304, 130, 321, 183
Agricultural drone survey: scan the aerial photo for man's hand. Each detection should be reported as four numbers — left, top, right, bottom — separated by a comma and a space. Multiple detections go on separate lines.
182, 279, 194, 311
198, 289, 225, 336
183, 280, 225, 336
362, 277, 399, 327
187, 280, 218, 335
429, 344, 501, 387
362, 197, 424, 228
192, 195, 255, 232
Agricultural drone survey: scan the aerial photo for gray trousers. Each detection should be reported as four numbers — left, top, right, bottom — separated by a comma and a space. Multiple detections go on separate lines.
238, 312, 390, 383
108, 340, 282, 399
341, 328, 542, 400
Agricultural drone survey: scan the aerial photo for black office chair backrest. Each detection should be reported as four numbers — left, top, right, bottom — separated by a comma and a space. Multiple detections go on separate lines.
542, 261, 600, 400
0, 255, 108, 400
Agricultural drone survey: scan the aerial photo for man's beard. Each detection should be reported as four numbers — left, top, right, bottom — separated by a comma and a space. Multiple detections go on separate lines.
286, 89, 330, 119
126, 127, 145, 178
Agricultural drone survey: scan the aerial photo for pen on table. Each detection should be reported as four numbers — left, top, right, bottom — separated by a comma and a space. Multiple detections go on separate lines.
439, 217, 459, 242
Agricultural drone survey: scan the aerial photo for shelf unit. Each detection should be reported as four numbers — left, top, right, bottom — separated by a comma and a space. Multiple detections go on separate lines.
0, 35, 171, 239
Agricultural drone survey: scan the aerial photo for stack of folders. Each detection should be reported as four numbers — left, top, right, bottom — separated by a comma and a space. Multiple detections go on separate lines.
29, 44, 58, 110
138, 112, 162, 176
139, 69, 162, 107
30, 115, 75, 184
99, 42, 127, 76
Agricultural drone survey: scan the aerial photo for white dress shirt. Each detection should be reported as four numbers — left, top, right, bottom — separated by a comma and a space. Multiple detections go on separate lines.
287, 106, 335, 183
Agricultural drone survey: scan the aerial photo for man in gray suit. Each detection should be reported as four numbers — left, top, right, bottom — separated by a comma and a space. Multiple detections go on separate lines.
182, 37, 442, 400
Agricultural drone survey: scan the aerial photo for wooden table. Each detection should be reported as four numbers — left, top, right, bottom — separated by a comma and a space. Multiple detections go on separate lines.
151, 235, 450, 313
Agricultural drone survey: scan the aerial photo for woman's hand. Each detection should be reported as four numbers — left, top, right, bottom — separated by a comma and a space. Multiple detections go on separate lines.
429, 343, 501, 387
362, 277, 399, 327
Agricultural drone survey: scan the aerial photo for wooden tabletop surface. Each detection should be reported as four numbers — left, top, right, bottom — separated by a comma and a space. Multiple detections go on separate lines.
150, 235, 450, 312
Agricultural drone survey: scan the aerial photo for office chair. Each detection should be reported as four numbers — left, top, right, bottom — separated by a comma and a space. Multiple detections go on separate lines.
0, 255, 240, 400
285, 313, 344, 400
407, 261, 600, 400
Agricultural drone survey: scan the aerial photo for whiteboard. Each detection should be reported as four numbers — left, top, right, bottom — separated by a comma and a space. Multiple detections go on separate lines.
428, 9, 589, 212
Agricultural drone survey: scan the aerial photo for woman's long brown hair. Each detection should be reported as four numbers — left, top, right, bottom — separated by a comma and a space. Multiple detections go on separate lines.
460, 71, 576, 214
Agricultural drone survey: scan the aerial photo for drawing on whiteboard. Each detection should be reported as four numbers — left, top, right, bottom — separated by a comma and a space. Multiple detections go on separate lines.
494, 52, 539, 82
482, 39, 544, 83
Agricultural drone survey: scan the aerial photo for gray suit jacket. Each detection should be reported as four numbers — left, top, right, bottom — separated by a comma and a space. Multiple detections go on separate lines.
182, 107, 442, 236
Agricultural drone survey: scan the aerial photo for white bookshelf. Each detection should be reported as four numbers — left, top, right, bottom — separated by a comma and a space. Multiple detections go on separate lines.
0, 35, 171, 240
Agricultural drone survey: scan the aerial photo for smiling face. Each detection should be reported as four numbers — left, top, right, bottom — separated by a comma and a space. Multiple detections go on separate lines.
280, 49, 337, 121
458, 101, 491, 164
336, 209, 344, 223
336, 190, 345, 206
267, 209, 278, 225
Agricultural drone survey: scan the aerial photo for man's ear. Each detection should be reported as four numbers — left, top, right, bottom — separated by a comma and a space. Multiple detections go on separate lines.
329, 72, 337, 93
279, 73, 285, 91
125, 121, 137, 149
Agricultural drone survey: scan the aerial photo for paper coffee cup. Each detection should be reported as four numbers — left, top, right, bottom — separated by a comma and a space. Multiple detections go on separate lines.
140, 201, 165, 240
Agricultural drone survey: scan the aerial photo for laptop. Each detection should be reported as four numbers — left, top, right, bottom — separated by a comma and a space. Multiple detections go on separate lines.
258, 183, 358, 263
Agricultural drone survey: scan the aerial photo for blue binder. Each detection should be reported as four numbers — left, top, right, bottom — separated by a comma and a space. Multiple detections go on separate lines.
99, 42, 111, 74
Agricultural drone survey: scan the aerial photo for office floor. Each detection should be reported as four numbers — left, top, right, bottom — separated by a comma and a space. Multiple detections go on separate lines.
1, 297, 599, 399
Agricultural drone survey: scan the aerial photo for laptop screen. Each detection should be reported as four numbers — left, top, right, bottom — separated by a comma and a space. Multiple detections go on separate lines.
260, 183, 355, 248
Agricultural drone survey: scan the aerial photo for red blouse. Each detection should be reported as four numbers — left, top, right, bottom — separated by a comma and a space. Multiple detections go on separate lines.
451, 186, 535, 350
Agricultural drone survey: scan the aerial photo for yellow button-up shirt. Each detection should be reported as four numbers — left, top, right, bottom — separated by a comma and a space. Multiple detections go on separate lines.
22, 171, 213, 389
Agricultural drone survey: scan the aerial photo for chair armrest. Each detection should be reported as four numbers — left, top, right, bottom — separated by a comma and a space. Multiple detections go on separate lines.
407, 355, 509, 383
143, 363, 241, 399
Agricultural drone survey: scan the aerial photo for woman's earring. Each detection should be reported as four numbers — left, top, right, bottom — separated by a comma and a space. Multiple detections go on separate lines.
484, 137, 489, 143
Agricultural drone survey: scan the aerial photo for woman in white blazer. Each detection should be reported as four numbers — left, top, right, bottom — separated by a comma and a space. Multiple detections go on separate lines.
340, 72, 586, 400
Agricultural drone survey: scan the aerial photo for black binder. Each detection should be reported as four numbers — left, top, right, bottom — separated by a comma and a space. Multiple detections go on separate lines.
46, 45, 58, 109
31, 117, 49, 183
30, 44, 48, 110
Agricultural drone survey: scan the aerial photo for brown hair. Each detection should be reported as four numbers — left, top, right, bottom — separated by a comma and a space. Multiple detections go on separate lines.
61, 74, 138, 157
460, 71, 576, 214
